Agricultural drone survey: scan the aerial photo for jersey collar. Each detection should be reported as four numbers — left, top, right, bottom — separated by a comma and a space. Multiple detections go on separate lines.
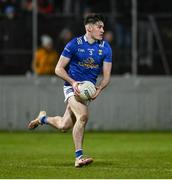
84, 35, 102, 45
84, 35, 88, 42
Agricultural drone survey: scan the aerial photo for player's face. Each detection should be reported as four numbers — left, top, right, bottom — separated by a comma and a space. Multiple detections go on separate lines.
91, 21, 104, 41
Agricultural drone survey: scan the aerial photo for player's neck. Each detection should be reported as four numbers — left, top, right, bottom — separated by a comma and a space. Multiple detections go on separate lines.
85, 33, 96, 44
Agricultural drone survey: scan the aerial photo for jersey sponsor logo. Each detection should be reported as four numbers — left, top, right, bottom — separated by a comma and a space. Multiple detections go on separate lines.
78, 57, 99, 69
88, 49, 95, 55
78, 48, 85, 52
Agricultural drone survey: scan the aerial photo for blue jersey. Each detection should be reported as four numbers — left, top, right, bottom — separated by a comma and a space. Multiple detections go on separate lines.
61, 35, 112, 86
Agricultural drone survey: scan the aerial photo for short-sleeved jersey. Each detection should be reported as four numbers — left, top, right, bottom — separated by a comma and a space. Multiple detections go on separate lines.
61, 35, 112, 86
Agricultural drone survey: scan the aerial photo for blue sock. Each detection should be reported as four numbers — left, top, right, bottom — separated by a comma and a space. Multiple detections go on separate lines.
39, 116, 48, 124
75, 149, 83, 159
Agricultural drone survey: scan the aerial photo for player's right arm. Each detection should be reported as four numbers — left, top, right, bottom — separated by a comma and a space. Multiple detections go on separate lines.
55, 55, 74, 85
55, 55, 79, 94
55, 38, 80, 93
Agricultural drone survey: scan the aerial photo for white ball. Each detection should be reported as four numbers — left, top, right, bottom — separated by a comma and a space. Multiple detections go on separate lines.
78, 81, 96, 100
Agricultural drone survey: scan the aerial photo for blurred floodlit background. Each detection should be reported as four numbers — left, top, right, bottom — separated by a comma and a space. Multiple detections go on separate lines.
0, 0, 172, 131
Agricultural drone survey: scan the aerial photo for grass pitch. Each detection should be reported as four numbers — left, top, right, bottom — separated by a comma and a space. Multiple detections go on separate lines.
0, 131, 172, 178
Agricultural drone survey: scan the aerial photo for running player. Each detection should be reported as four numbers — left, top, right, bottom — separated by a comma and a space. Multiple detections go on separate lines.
28, 14, 112, 168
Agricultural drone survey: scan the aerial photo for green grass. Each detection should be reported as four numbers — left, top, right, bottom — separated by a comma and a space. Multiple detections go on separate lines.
1, 131, 172, 178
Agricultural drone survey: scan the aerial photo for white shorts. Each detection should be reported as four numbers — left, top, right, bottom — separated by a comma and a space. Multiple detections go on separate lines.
63, 85, 75, 102
63, 85, 90, 105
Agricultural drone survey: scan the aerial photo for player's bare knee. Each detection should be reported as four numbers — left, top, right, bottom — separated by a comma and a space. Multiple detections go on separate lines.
78, 113, 88, 125
60, 121, 73, 131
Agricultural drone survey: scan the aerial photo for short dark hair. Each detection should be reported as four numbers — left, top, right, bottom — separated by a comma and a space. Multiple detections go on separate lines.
84, 14, 105, 25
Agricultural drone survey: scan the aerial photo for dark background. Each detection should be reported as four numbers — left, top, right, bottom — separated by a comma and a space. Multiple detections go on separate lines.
0, 0, 172, 75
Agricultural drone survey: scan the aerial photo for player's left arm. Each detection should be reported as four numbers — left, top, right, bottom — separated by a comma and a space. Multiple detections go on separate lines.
92, 61, 112, 99
92, 41, 112, 100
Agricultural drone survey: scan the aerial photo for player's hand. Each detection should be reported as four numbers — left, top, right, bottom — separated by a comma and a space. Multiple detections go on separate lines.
72, 81, 80, 96
91, 86, 102, 100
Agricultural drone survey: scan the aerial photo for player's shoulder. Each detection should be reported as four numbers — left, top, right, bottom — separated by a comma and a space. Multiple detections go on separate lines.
67, 36, 84, 47
73, 36, 85, 45
99, 40, 112, 50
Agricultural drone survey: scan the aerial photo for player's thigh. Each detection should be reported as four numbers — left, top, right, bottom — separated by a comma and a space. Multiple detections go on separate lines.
68, 96, 88, 118
63, 104, 76, 126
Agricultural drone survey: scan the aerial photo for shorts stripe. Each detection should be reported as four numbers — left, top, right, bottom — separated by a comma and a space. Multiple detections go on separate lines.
63, 85, 75, 102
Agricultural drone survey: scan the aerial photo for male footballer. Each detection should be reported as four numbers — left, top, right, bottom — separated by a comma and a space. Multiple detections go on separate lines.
28, 14, 112, 167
